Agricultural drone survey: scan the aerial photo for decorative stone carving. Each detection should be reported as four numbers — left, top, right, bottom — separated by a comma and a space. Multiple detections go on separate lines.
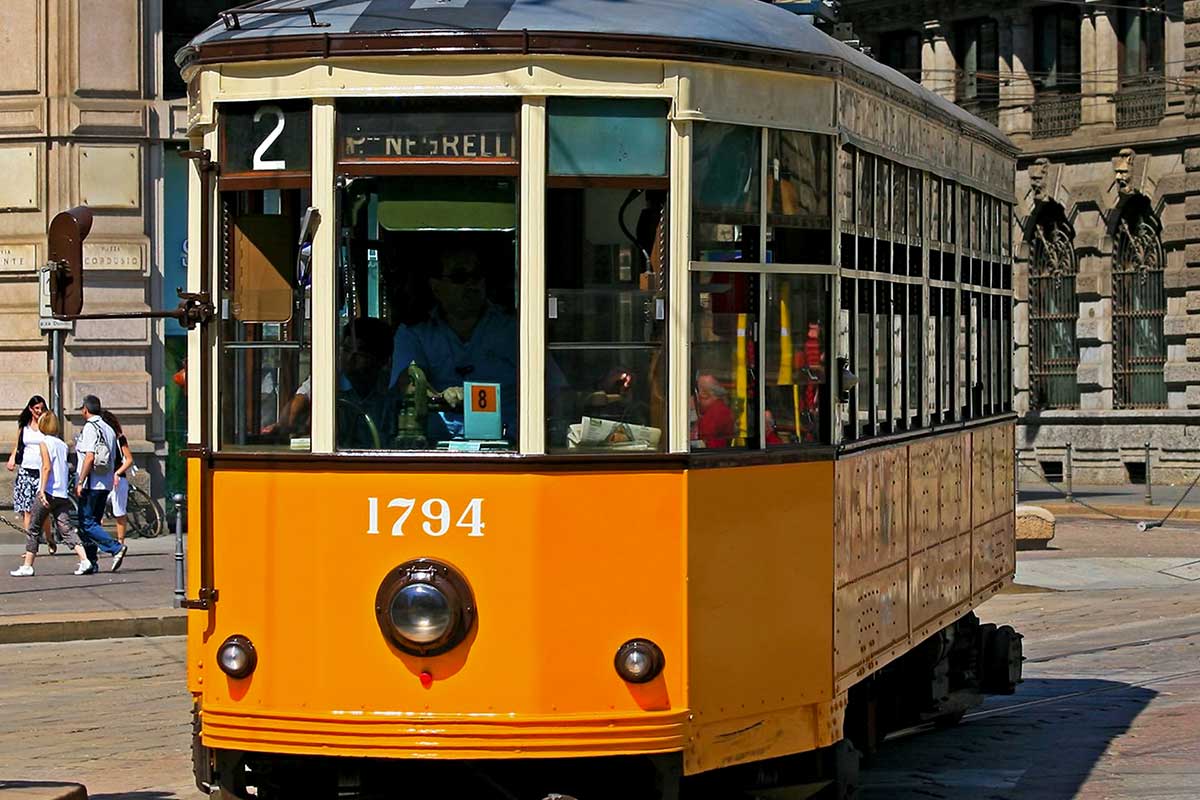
1113, 148, 1136, 194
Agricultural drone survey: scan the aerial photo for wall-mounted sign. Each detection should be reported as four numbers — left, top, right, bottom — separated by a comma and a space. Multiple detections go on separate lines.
338, 100, 517, 163
0, 244, 36, 273
221, 101, 312, 174
84, 242, 143, 271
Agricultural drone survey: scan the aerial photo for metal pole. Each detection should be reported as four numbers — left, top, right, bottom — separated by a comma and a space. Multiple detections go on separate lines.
1066, 442, 1074, 503
173, 493, 186, 609
1145, 441, 1153, 506
50, 329, 64, 417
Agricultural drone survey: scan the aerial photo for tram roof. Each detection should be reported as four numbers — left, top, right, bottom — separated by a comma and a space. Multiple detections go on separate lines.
181, 0, 1011, 150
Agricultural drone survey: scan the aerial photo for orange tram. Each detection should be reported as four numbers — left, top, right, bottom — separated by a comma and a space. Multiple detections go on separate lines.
148, 1, 1020, 797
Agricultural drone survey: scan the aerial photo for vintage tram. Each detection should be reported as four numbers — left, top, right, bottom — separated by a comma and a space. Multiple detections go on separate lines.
135, 0, 1024, 796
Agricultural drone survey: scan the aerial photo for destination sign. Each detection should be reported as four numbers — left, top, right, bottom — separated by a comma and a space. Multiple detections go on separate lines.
338, 103, 517, 162
343, 132, 515, 160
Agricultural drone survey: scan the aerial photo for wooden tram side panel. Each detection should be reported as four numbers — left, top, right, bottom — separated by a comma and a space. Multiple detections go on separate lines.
833, 421, 1016, 694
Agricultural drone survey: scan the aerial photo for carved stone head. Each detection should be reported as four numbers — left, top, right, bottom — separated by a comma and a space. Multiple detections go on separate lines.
1113, 148, 1136, 193
1029, 157, 1050, 200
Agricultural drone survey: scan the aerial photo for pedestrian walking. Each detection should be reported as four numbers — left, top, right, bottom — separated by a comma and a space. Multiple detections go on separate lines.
5, 395, 55, 552
74, 395, 127, 573
100, 410, 135, 545
9, 412, 91, 577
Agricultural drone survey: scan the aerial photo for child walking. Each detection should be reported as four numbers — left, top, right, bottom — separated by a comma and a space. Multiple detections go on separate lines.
9, 412, 92, 577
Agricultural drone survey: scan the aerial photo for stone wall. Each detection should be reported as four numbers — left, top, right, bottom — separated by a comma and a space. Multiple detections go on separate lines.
0, 0, 189, 504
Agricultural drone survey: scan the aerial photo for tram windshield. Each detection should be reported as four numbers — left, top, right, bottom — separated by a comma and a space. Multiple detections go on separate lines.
336, 176, 519, 451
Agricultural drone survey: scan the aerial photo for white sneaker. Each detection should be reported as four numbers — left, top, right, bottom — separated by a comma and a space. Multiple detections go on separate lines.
73, 560, 94, 576
9, 564, 33, 577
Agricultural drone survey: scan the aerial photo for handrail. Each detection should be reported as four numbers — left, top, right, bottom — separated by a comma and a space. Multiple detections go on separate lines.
219, 2, 329, 31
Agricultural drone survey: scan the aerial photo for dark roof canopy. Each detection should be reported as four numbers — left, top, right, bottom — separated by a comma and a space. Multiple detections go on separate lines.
182, 0, 1011, 149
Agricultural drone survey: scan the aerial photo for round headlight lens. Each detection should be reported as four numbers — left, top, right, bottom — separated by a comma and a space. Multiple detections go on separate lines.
389, 583, 452, 644
217, 635, 257, 679
375, 559, 477, 657
614, 639, 665, 684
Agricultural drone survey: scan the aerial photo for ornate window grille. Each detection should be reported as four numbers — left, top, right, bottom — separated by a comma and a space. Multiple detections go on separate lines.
1031, 94, 1082, 139
1112, 201, 1167, 408
1027, 208, 1079, 409
1115, 84, 1166, 129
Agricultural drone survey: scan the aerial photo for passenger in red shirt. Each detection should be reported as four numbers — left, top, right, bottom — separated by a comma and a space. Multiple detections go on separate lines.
695, 374, 736, 448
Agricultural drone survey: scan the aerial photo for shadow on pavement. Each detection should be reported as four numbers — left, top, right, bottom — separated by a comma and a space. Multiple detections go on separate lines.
859, 677, 1156, 799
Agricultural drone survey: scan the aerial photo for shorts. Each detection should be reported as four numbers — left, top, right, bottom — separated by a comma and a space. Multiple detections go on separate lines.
110, 476, 130, 518
12, 468, 38, 514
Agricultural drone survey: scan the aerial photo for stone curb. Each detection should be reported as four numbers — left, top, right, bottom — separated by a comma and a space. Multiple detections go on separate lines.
1031, 502, 1200, 523
0, 782, 87, 799
0, 609, 185, 645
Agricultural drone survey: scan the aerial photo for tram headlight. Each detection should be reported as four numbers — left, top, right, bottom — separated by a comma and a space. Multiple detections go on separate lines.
375, 559, 476, 657
217, 635, 257, 680
390, 583, 452, 644
614, 639, 665, 684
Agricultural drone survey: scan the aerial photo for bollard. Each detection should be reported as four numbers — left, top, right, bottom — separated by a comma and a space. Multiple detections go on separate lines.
1065, 443, 1074, 503
1145, 441, 1153, 506
173, 493, 186, 609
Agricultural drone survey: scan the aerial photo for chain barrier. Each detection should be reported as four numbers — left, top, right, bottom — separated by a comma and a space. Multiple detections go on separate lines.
1017, 457, 1200, 532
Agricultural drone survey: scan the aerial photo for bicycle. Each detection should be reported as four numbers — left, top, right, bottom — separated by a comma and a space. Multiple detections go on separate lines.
4, 465, 163, 545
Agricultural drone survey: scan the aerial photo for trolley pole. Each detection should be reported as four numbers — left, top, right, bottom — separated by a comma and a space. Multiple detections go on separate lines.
1065, 443, 1074, 503
173, 494, 186, 609
1145, 441, 1153, 506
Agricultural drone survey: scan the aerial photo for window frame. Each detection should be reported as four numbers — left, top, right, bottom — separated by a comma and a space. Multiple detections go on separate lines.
689, 122, 837, 455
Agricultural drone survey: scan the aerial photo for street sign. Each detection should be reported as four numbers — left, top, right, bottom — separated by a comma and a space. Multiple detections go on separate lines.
38, 266, 73, 332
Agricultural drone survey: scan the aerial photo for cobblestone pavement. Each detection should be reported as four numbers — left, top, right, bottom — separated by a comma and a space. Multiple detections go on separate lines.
0, 635, 198, 799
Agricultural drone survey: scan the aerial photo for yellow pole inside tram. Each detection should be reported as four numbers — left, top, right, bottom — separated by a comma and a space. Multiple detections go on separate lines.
777, 281, 801, 440
735, 311, 748, 445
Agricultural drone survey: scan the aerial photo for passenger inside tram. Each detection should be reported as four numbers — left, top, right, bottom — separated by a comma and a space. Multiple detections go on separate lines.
388, 246, 518, 445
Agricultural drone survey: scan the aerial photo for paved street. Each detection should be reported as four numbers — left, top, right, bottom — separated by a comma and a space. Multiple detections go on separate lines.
1, 519, 1198, 798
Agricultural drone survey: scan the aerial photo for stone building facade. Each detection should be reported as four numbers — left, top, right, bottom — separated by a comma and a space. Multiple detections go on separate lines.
0, 1, 236, 507
838, 0, 1200, 484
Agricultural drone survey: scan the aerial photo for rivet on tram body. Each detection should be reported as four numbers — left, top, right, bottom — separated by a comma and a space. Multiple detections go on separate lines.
419, 670, 434, 689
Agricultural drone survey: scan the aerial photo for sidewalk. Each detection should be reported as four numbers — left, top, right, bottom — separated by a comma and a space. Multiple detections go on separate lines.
0, 529, 185, 644
1019, 475, 1200, 522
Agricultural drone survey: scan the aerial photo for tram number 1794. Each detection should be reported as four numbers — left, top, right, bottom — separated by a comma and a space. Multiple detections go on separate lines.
366, 497, 486, 538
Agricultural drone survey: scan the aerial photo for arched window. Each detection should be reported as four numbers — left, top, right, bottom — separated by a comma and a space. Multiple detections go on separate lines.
1027, 203, 1079, 409
1112, 196, 1166, 408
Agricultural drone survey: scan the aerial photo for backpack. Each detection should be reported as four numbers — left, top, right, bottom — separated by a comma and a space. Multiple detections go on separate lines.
88, 419, 113, 475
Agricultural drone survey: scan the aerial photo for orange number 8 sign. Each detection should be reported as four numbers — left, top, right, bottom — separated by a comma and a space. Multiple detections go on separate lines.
471, 385, 497, 413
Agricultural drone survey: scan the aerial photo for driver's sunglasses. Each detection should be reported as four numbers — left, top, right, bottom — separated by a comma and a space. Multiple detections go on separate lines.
440, 269, 485, 286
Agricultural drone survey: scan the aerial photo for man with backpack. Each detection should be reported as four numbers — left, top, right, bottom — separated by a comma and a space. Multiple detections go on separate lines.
75, 395, 127, 573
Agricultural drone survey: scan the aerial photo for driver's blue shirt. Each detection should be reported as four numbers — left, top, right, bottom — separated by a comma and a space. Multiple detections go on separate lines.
390, 305, 518, 441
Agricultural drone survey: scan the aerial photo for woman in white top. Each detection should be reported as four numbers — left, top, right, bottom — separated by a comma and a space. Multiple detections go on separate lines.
9, 412, 91, 577
5, 396, 52, 547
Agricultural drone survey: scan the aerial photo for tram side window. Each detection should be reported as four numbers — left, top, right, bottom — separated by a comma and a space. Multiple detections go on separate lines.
763, 275, 829, 445
691, 272, 758, 450
693, 123, 761, 263
544, 98, 669, 453
766, 130, 832, 265
334, 98, 520, 452
218, 187, 313, 450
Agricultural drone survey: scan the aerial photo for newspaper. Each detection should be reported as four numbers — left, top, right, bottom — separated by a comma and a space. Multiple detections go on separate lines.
567, 417, 662, 450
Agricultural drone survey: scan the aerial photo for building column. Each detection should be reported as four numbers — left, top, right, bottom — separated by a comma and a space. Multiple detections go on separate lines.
922, 20, 955, 101
1081, 4, 1118, 127
1184, 0, 1200, 410
999, 10, 1035, 138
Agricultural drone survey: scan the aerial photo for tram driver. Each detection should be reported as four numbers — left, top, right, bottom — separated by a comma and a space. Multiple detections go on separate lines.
389, 248, 518, 444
